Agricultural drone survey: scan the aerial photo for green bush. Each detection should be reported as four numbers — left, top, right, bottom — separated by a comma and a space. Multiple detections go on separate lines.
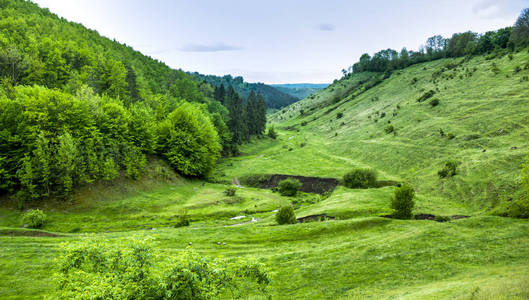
430, 98, 440, 107
275, 206, 297, 225
175, 210, 190, 227
336, 112, 343, 119
391, 184, 415, 219
417, 90, 436, 102
438, 160, 459, 178
278, 178, 302, 196
343, 169, 377, 189
267, 127, 277, 139
22, 209, 47, 228
224, 186, 237, 197
55, 239, 271, 299
384, 125, 394, 134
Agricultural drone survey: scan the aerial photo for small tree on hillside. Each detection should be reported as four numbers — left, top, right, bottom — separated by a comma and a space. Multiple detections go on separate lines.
267, 126, 277, 139
278, 178, 302, 196
275, 206, 297, 225
343, 169, 377, 188
391, 184, 415, 219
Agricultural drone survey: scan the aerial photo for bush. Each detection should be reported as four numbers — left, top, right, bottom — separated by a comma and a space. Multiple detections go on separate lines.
55, 239, 271, 299
267, 127, 277, 139
278, 178, 302, 196
343, 169, 377, 188
438, 160, 459, 178
384, 125, 395, 134
224, 186, 237, 197
275, 206, 297, 225
430, 98, 440, 107
22, 209, 47, 228
336, 112, 343, 119
417, 90, 436, 102
391, 184, 415, 219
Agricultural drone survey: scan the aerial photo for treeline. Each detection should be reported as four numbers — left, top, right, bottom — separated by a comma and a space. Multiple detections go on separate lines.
345, 8, 529, 75
189, 72, 299, 109
0, 0, 267, 205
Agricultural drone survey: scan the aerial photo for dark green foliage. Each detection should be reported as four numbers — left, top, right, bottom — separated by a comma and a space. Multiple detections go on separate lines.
190, 72, 298, 109
275, 206, 297, 225
438, 160, 459, 178
336, 112, 343, 119
417, 90, 436, 102
224, 186, 237, 197
175, 210, 190, 227
22, 209, 47, 229
225, 86, 248, 144
343, 169, 377, 188
447, 133, 456, 140
439, 129, 445, 137
278, 178, 302, 196
510, 8, 529, 47
391, 184, 415, 219
55, 239, 271, 299
384, 125, 395, 134
267, 127, 277, 139
430, 98, 440, 107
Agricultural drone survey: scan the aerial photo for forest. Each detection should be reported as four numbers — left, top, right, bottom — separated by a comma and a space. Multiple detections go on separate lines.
0, 0, 266, 206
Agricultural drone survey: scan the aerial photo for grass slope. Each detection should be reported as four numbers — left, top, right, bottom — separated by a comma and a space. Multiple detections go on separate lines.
2, 51, 529, 299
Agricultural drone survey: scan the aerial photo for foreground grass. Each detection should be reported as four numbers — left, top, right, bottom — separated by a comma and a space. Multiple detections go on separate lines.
1, 216, 528, 299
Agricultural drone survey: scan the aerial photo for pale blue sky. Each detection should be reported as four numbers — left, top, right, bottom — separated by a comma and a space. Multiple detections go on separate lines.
33, 0, 529, 83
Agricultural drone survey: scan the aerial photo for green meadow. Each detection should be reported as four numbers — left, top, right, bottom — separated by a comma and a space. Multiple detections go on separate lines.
2, 49, 529, 299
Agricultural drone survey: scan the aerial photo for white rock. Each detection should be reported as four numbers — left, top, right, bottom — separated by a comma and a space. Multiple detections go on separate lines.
230, 215, 246, 220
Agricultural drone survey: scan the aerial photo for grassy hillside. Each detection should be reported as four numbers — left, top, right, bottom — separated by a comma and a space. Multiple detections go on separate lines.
271, 83, 329, 100
2, 49, 529, 299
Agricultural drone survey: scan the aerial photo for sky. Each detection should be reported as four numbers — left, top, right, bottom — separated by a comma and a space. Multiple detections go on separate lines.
33, 0, 529, 84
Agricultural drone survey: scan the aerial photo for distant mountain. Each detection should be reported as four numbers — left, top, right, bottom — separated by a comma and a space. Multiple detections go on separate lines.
271, 83, 329, 100
188, 72, 299, 109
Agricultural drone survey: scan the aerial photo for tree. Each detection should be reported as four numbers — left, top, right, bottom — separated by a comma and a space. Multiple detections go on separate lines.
157, 103, 221, 176
214, 83, 225, 104
343, 169, 377, 188
0, 45, 29, 85
391, 184, 415, 219
275, 206, 297, 225
256, 92, 267, 135
278, 178, 302, 196
225, 86, 248, 144
56, 132, 79, 195
246, 91, 258, 136
510, 8, 529, 47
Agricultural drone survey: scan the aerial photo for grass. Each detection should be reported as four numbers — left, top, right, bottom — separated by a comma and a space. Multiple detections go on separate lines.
2, 50, 529, 299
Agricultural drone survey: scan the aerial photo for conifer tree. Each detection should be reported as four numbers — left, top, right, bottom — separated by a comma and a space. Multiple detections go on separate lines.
225, 86, 248, 144
246, 90, 258, 135
256, 92, 267, 135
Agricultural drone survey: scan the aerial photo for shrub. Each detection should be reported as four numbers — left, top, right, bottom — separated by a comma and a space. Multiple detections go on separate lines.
55, 239, 270, 299
417, 90, 436, 102
267, 127, 277, 139
278, 178, 302, 196
343, 169, 377, 188
391, 184, 415, 219
434, 215, 451, 222
22, 209, 47, 229
447, 133, 456, 139
224, 186, 237, 197
336, 112, 343, 119
275, 206, 297, 225
384, 125, 395, 134
430, 98, 440, 107
175, 212, 190, 227
380, 112, 386, 118
301, 121, 307, 126
438, 160, 459, 178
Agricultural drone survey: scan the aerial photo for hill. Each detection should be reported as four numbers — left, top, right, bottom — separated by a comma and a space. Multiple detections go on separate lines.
1, 2, 529, 299
189, 72, 300, 108
271, 83, 329, 99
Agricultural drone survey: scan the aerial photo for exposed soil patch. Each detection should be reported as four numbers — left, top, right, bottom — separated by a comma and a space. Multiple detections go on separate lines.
241, 174, 338, 194
297, 214, 335, 223
0, 229, 62, 237
381, 214, 470, 222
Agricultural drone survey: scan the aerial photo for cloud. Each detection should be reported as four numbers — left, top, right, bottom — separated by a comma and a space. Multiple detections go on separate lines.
180, 42, 243, 52
316, 23, 335, 31
472, 0, 526, 19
